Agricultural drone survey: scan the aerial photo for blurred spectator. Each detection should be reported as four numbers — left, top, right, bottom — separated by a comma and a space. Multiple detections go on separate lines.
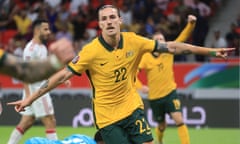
151, 7, 164, 24
91, 0, 113, 10
13, 9, 32, 35
163, 0, 180, 16
71, 13, 87, 41
211, 29, 227, 48
12, 34, 26, 57
44, 0, 62, 8
26, 2, 40, 22
128, 19, 143, 34
225, 23, 240, 56
188, 0, 211, 17
1, 0, 16, 14
145, 16, 155, 36
155, 0, 170, 11
175, 0, 189, 14
191, 9, 209, 62
37, 3, 48, 20
46, 5, 58, 33
0, 9, 16, 31
167, 7, 182, 25
58, 3, 70, 21
133, 0, 149, 23
71, 12, 87, 53
76, 30, 93, 53
55, 22, 73, 41
69, 0, 89, 15
120, 4, 133, 31
155, 16, 171, 39
237, 14, 240, 27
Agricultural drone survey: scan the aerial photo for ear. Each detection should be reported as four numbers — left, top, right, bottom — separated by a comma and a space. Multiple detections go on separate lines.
119, 17, 123, 25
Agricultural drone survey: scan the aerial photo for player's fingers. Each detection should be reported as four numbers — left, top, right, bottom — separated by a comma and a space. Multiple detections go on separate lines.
189, 15, 196, 20
188, 15, 197, 22
223, 48, 235, 51
7, 101, 20, 105
221, 52, 228, 59
14, 105, 25, 112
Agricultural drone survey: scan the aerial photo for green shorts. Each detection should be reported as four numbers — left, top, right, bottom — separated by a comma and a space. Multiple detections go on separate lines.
99, 108, 153, 144
149, 90, 181, 123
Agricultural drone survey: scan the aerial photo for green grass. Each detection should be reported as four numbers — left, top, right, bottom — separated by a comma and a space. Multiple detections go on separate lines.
1, 126, 239, 144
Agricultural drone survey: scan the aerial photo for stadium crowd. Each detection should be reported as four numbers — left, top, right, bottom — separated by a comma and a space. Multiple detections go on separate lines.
0, 0, 239, 62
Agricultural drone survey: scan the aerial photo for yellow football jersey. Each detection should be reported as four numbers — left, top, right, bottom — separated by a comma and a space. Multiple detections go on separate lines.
0, 49, 6, 66
68, 32, 156, 129
138, 22, 195, 100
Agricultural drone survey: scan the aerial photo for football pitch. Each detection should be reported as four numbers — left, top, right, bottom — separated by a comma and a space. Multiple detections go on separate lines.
0, 126, 239, 144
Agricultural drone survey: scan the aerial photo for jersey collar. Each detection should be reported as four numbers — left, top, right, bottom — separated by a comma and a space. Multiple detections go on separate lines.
98, 34, 123, 51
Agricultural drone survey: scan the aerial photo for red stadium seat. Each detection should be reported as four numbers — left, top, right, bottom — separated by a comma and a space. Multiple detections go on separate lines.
0, 30, 18, 45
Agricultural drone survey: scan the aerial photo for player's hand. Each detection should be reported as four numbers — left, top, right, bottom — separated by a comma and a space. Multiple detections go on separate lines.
7, 98, 32, 112
49, 38, 75, 65
188, 15, 197, 24
211, 48, 235, 59
64, 79, 72, 88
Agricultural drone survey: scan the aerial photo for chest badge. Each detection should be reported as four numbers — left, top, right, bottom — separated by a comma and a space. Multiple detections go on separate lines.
126, 51, 134, 58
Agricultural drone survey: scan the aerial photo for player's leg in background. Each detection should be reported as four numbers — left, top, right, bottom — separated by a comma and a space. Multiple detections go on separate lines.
34, 93, 58, 140
155, 121, 167, 144
41, 114, 58, 140
7, 115, 35, 144
149, 99, 166, 144
171, 111, 190, 144
168, 90, 190, 144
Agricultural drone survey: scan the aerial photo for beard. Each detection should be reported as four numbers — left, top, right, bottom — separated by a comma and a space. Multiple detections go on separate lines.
39, 35, 48, 45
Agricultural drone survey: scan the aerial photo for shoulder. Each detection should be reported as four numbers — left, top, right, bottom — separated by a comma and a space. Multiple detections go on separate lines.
121, 32, 151, 42
121, 32, 138, 38
76, 38, 99, 59
24, 41, 36, 51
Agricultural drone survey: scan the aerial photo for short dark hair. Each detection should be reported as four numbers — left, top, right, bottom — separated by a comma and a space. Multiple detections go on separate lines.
98, 5, 121, 20
32, 19, 49, 30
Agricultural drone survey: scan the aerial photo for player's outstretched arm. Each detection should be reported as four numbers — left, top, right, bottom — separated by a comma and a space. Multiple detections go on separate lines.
155, 41, 235, 59
0, 38, 75, 83
0, 54, 63, 83
8, 68, 74, 112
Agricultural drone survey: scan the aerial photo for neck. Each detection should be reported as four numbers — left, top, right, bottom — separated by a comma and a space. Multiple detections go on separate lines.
102, 33, 120, 49
32, 37, 42, 44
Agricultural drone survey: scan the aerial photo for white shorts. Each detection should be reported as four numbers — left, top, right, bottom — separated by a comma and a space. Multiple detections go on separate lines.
20, 93, 54, 118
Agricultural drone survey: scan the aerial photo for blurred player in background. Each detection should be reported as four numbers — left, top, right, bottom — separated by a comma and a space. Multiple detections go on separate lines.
8, 19, 58, 144
25, 130, 105, 144
136, 15, 196, 144
8, 5, 234, 144
0, 38, 75, 83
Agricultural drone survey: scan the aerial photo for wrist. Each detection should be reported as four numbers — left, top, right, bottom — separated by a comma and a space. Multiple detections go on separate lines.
49, 55, 63, 70
208, 51, 216, 57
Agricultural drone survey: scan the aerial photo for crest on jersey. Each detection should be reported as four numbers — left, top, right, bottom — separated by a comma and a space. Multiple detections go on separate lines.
126, 51, 134, 58
71, 56, 79, 64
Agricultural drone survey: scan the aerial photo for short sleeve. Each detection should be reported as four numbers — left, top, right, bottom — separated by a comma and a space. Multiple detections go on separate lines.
67, 46, 94, 76
133, 33, 157, 53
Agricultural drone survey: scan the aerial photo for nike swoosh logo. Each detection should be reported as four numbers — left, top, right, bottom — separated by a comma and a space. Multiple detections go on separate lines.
100, 62, 108, 66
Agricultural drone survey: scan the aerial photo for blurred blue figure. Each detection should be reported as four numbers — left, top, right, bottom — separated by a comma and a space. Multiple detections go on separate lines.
25, 137, 60, 144
25, 134, 97, 144
62, 134, 97, 144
